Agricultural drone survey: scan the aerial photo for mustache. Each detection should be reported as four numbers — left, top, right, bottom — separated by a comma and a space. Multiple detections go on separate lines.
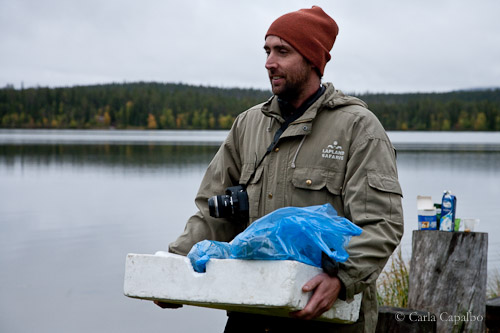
268, 72, 285, 78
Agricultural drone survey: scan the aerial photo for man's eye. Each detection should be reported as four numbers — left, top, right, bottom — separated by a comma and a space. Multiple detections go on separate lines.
279, 49, 288, 54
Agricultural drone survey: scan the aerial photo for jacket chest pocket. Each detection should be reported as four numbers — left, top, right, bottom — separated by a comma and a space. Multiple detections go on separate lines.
239, 163, 265, 221
291, 167, 344, 214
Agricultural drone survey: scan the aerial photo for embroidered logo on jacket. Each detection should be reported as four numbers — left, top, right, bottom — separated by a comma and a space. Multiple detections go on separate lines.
322, 141, 345, 160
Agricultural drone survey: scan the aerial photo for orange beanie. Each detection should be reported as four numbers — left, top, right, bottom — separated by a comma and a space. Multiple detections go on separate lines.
265, 6, 339, 76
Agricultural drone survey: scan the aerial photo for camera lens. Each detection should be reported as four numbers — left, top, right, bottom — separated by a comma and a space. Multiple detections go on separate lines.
208, 196, 217, 217
207, 185, 249, 222
208, 194, 232, 218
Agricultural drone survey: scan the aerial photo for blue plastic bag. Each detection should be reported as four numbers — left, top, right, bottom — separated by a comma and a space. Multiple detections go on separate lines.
187, 240, 232, 273
187, 204, 362, 273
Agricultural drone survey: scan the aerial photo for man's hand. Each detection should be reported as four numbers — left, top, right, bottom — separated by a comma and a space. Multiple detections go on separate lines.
153, 301, 183, 309
290, 273, 341, 320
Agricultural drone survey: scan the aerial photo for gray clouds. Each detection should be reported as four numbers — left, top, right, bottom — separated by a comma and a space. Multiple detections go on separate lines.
1, 0, 499, 93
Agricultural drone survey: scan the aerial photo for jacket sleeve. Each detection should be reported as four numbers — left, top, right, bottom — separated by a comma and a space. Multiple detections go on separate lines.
336, 113, 404, 302
168, 116, 247, 256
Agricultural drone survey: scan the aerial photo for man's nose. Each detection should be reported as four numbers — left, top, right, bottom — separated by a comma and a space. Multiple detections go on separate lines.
265, 53, 277, 70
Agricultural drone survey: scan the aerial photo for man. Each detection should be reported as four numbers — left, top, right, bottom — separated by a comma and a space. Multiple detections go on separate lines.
162, 6, 404, 332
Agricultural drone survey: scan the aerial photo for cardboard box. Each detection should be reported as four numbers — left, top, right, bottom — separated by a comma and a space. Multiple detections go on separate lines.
417, 195, 437, 230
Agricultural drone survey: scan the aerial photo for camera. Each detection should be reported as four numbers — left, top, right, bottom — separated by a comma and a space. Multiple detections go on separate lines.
208, 185, 249, 222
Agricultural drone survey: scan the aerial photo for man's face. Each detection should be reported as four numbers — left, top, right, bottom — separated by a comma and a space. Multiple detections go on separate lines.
264, 35, 313, 100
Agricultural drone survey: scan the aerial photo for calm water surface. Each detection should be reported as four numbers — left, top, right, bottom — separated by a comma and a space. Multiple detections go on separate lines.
0, 130, 499, 333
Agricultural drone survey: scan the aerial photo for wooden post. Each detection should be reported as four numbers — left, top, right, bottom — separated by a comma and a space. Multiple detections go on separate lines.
408, 230, 488, 333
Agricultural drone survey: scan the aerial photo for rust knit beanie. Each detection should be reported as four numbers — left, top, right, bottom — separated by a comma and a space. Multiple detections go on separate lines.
265, 6, 339, 76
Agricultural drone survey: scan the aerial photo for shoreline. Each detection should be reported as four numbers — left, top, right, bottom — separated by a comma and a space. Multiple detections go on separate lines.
2, 129, 500, 151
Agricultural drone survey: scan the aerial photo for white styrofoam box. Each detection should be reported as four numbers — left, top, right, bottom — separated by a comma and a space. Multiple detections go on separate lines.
124, 252, 361, 323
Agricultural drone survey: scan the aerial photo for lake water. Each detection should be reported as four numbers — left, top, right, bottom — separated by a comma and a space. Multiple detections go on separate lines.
1, 129, 499, 333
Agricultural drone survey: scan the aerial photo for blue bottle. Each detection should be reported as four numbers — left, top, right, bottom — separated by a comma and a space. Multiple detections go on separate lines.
439, 191, 457, 231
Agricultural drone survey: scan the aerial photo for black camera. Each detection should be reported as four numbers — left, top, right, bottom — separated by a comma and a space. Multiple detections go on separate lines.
208, 185, 249, 222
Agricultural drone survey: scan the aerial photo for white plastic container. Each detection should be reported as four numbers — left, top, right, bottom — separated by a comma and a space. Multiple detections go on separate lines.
124, 252, 361, 323
417, 195, 437, 230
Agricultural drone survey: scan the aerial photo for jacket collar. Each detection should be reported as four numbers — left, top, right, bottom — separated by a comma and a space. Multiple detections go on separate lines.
277, 85, 325, 120
262, 83, 334, 124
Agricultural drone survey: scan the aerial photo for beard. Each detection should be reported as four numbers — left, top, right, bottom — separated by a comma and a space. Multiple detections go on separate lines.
269, 61, 311, 103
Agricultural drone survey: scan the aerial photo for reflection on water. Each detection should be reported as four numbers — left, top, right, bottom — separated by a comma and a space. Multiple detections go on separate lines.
0, 143, 226, 333
397, 150, 500, 172
0, 137, 499, 333
0, 144, 219, 173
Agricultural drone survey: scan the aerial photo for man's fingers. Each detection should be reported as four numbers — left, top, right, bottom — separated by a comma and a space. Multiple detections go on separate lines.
293, 285, 331, 320
291, 274, 341, 320
302, 274, 323, 292
290, 299, 319, 320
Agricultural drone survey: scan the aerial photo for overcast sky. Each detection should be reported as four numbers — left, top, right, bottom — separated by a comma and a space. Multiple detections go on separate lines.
1, 0, 499, 93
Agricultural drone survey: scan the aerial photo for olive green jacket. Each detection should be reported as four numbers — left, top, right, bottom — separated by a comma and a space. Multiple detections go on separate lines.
169, 82, 404, 332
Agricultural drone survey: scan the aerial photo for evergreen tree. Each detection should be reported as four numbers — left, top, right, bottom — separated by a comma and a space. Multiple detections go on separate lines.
0, 82, 499, 131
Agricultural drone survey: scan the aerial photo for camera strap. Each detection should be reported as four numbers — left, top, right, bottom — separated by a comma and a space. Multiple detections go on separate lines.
243, 86, 325, 187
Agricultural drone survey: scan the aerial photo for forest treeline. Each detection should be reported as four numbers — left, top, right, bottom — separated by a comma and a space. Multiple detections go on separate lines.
1, 82, 499, 131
